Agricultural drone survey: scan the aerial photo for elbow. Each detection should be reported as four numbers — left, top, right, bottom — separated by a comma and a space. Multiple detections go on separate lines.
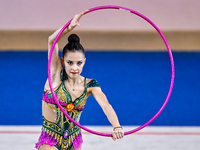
48, 36, 54, 45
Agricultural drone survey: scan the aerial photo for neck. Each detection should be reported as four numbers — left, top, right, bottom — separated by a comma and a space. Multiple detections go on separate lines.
67, 75, 81, 87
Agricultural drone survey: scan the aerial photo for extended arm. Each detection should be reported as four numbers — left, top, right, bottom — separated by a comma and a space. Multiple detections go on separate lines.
90, 87, 124, 140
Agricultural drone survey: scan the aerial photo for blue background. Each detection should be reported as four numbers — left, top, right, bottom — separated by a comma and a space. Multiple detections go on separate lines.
0, 51, 199, 126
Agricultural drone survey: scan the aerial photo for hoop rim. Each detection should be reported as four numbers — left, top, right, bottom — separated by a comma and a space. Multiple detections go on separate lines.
48, 5, 175, 137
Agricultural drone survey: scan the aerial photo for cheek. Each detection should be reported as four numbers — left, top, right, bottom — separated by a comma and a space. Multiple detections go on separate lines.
64, 63, 71, 70
78, 65, 84, 71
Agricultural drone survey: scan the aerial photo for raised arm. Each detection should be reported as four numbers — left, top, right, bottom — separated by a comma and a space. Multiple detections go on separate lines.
45, 10, 87, 90
90, 87, 124, 140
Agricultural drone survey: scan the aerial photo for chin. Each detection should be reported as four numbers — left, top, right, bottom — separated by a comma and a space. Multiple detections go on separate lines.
69, 74, 79, 79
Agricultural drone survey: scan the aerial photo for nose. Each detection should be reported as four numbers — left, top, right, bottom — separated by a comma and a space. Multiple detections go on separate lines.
72, 64, 78, 70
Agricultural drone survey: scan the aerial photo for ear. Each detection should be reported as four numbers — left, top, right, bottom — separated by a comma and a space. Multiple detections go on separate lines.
83, 57, 86, 65
61, 57, 64, 65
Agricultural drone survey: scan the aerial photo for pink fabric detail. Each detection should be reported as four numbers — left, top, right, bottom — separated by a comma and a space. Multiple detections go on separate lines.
73, 133, 83, 149
35, 130, 57, 148
42, 92, 67, 106
74, 106, 84, 111
43, 92, 84, 111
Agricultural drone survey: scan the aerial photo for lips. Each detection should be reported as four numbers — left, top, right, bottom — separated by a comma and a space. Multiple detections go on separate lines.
71, 72, 78, 75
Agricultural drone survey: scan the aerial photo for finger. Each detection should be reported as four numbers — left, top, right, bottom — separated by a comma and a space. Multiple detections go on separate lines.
112, 136, 116, 141
77, 10, 89, 19
82, 9, 89, 15
120, 134, 123, 139
114, 131, 120, 139
112, 133, 117, 141
76, 12, 85, 21
75, 23, 80, 27
118, 132, 123, 139
116, 131, 124, 139
122, 131, 124, 138
120, 132, 124, 139
120, 131, 124, 138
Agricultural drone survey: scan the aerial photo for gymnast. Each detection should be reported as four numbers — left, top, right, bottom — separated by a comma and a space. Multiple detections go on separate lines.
35, 10, 124, 150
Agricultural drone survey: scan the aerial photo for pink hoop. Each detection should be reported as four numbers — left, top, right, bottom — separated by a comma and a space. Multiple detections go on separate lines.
48, 5, 175, 136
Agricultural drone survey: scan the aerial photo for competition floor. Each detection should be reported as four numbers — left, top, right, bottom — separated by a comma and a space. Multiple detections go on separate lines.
0, 126, 200, 150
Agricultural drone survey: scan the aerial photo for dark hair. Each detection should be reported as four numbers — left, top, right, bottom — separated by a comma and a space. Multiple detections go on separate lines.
62, 34, 85, 57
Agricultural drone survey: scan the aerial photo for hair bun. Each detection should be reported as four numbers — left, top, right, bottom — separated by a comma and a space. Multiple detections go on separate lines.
68, 34, 80, 44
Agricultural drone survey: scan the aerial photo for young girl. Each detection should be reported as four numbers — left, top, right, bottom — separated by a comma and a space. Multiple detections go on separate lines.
35, 10, 124, 150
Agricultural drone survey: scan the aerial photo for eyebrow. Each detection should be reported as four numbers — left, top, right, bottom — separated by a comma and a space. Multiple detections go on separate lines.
66, 59, 83, 62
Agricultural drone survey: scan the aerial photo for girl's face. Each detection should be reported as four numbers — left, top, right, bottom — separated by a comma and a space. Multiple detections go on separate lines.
62, 51, 86, 79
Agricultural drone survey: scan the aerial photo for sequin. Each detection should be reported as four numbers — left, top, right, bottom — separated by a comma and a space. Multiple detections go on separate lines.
36, 69, 101, 150
66, 103, 75, 112
64, 130, 69, 138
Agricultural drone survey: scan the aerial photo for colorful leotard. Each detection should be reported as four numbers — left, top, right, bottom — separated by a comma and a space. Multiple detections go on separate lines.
35, 70, 100, 150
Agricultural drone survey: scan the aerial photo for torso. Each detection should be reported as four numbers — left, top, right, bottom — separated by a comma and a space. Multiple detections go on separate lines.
39, 70, 100, 149
42, 76, 92, 123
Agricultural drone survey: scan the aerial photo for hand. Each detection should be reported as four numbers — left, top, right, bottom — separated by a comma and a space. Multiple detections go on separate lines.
69, 10, 89, 29
112, 127, 124, 141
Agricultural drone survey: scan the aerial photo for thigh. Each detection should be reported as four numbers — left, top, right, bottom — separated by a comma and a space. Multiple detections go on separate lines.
39, 144, 58, 150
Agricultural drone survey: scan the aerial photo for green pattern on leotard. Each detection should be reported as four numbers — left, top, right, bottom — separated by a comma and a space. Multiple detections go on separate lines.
39, 69, 100, 150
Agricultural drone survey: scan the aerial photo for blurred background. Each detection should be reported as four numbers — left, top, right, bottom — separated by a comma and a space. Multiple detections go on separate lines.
1, 1, 200, 150
0, 0, 199, 137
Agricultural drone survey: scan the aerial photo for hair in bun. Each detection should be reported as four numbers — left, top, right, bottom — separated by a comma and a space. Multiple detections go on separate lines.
63, 34, 85, 57
68, 34, 80, 44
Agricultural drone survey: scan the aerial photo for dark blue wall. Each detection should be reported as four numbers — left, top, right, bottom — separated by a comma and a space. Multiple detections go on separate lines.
0, 51, 199, 126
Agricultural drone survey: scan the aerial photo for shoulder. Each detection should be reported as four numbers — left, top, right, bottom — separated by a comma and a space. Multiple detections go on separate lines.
86, 78, 100, 88
44, 80, 62, 93
86, 78, 103, 97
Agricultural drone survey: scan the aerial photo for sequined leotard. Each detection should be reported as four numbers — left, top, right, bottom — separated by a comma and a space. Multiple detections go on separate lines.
35, 70, 100, 150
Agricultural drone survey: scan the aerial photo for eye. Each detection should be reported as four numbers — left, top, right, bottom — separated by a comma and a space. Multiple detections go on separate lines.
67, 61, 73, 65
77, 61, 83, 65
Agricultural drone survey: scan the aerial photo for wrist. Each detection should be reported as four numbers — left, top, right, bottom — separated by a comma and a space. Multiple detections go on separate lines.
67, 24, 76, 31
113, 126, 123, 131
